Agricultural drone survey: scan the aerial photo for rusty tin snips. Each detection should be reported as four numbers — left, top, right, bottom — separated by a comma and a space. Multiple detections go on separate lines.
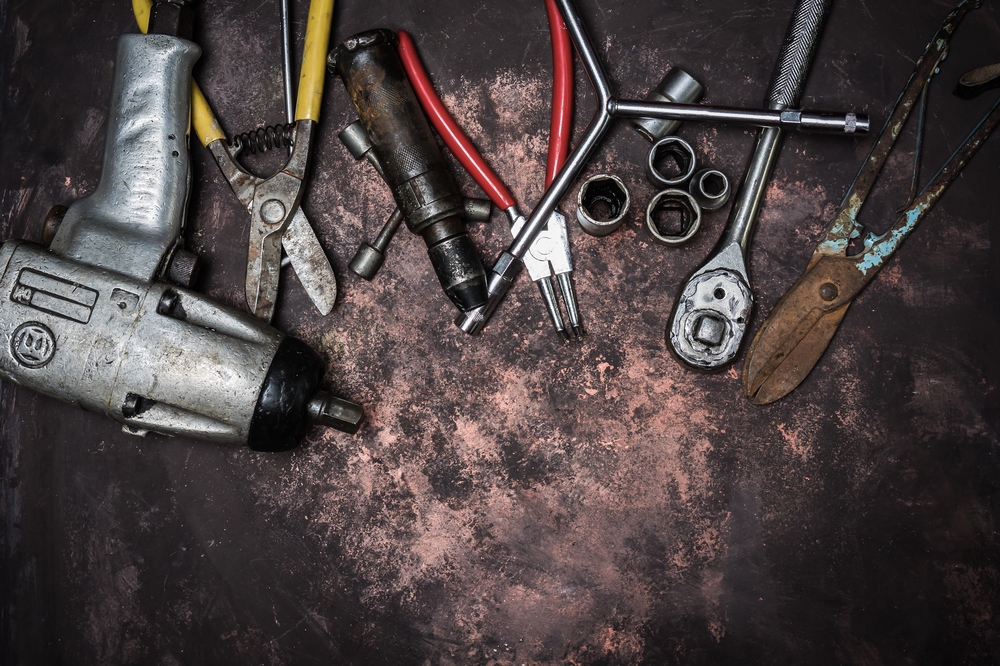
742, 0, 1000, 405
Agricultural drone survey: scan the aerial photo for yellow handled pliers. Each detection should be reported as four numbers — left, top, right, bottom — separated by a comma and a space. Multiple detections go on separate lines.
134, 0, 337, 322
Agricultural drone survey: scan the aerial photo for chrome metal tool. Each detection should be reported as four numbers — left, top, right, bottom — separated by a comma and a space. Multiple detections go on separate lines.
455, 0, 868, 337
666, 0, 833, 370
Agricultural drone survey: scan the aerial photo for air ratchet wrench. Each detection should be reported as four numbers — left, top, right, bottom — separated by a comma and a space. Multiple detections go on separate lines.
331, 30, 490, 313
666, 0, 833, 370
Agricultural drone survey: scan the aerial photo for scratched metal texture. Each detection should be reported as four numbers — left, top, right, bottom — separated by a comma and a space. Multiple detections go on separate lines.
1, 0, 998, 664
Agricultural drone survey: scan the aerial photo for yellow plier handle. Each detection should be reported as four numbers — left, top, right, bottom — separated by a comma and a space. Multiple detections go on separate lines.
295, 0, 333, 122
133, 0, 333, 145
133, 0, 335, 321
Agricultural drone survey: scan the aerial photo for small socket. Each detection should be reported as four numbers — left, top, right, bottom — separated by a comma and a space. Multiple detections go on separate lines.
689, 169, 730, 211
338, 121, 371, 159
645, 189, 702, 246
646, 136, 697, 189
348, 244, 386, 281
576, 174, 631, 237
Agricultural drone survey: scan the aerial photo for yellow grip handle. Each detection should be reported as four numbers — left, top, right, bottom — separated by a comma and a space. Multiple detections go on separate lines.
132, 0, 151, 33
192, 80, 226, 147
132, 0, 224, 147
295, 0, 334, 122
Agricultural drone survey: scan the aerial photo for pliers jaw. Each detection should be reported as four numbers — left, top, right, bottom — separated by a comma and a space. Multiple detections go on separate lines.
509, 208, 583, 341
455, 251, 523, 335
536, 271, 584, 341
208, 120, 316, 322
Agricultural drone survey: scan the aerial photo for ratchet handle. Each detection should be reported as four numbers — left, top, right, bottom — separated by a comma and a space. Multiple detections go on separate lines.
765, 0, 832, 108
396, 30, 517, 210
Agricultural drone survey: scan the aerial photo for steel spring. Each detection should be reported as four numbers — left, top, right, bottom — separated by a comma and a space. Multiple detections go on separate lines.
230, 123, 295, 155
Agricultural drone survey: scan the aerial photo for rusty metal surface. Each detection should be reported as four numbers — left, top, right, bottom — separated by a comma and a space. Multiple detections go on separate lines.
744, 1, 1000, 405
2, 1, 999, 664
744, 96, 1000, 404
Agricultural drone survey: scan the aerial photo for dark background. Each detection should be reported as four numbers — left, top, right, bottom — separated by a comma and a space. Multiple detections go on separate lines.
2, 0, 998, 664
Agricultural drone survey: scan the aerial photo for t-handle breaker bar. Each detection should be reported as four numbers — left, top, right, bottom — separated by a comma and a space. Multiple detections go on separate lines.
456, 0, 868, 335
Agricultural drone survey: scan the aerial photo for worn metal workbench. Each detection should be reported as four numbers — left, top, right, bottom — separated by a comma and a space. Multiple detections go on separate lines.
2, 0, 998, 664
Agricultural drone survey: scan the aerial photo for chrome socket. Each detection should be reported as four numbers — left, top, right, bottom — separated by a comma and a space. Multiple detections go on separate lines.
646, 136, 697, 189
645, 189, 702, 246
631, 68, 705, 142
689, 168, 731, 211
576, 174, 631, 236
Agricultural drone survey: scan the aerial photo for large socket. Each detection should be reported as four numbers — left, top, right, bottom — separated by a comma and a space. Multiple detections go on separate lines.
330, 29, 488, 312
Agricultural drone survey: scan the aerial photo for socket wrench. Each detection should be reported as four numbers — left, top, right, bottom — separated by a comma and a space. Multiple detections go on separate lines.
667, 0, 833, 370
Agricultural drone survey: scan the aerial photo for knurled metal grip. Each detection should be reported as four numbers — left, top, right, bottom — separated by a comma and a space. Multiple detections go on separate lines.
331, 29, 462, 233
766, 0, 833, 109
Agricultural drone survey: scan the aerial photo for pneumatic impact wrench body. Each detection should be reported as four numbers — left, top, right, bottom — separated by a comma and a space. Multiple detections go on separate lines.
0, 1, 362, 451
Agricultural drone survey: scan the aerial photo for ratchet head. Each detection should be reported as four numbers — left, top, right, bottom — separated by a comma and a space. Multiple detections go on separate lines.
666, 244, 752, 371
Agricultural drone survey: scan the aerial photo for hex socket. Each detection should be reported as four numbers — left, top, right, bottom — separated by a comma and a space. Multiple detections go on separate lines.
576, 174, 631, 237
689, 168, 731, 211
645, 189, 702, 246
646, 136, 697, 189
631, 68, 705, 142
